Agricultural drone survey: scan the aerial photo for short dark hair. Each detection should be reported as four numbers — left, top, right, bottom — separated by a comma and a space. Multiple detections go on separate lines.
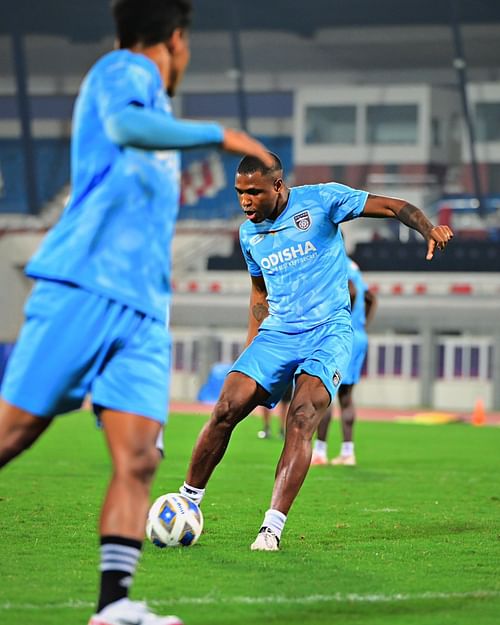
111, 0, 192, 48
237, 152, 283, 177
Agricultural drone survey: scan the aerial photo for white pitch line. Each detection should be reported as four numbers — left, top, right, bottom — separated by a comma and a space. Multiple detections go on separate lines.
1, 590, 499, 611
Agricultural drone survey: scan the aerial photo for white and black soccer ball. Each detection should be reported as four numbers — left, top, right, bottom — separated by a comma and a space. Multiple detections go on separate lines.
146, 493, 203, 548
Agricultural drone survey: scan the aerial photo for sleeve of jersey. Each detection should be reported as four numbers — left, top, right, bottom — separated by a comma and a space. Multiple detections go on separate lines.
96, 58, 154, 120
323, 183, 369, 224
97, 58, 224, 149
104, 106, 224, 150
239, 230, 262, 277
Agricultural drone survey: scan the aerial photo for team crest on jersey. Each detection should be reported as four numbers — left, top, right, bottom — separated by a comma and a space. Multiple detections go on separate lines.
293, 211, 312, 231
333, 370, 341, 387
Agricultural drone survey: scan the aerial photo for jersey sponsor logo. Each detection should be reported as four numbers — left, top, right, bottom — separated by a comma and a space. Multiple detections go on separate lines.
250, 234, 265, 245
293, 210, 312, 231
260, 241, 317, 269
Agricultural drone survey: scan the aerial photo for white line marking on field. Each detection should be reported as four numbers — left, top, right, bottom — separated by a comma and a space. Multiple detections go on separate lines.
363, 508, 399, 512
1, 590, 499, 611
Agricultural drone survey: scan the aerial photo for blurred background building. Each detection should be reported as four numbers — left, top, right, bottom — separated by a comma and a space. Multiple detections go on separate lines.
0, 0, 499, 409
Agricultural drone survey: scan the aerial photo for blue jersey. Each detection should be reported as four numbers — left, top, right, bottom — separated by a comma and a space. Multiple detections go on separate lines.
239, 183, 368, 333
347, 258, 368, 333
26, 50, 194, 322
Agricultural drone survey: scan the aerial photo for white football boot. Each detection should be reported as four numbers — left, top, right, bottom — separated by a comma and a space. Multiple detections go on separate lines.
330, 453, 356, 466
88, 598, 183, 625
250, 527, 280, 551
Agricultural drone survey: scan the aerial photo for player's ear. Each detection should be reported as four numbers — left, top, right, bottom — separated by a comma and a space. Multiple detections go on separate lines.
273, 178, 283, 192
166, 28, 188, 55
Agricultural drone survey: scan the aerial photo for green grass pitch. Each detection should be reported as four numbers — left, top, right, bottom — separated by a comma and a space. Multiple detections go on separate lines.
0, 411, 499, 625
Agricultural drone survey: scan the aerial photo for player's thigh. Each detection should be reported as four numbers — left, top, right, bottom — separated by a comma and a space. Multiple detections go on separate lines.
92, 315, 171, 425
100, 408, 162, 476
287, 373, 331, 435
0, 398, 52, 459
296, 319, 353, 405
230, 330, 299, 409
1, 280, 118, 417
215, 371, 270, 421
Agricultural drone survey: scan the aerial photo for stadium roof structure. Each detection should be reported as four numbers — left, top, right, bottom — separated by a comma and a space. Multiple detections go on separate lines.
2, 0, 500, 41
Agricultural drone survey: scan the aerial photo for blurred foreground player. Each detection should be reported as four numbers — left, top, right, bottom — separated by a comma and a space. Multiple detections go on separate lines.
179, 153, 453, 551
311, 258, 377, 466
0, 1, 272, 624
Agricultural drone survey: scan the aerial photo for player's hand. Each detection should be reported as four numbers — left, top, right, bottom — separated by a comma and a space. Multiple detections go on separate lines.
426, 225, 454, 260
222, 128, 274, 167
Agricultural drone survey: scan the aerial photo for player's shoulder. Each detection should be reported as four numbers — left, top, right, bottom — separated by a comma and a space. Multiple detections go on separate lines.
239, 219, 257, 239
89, 49, 158, 83
292, 182, 357, 204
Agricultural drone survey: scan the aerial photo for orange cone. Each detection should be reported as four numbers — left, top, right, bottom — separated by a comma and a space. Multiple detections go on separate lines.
471, 398, 486, 426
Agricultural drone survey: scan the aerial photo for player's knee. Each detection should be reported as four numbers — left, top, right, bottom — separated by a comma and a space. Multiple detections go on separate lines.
0, 430, 37, 467
116, 445, 160, 484
287, 405, 317, 439
211, 397, 245, 429
340, 405, 355, 426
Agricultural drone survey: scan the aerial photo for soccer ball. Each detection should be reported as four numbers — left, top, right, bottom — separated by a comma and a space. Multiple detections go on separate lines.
146, 493, 203, 548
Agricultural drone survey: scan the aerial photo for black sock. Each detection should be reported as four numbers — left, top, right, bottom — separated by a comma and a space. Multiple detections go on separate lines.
97, 535, 142, 613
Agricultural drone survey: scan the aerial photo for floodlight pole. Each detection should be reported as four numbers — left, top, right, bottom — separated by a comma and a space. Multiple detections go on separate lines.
450, 0, 484, 217
11, 26, 39, 215
230, 4, 249, 132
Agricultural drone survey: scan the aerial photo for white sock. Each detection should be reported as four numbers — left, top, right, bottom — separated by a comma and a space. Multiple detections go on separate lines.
313, 440, 327, 457
341, 442, 354, 456
179, 482, 206, 506
261, 508, 287, 539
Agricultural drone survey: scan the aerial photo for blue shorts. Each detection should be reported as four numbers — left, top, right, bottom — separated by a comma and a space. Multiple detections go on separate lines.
342, 329, 368, 386
1, 280, 171, 423
230, 319, 353, 408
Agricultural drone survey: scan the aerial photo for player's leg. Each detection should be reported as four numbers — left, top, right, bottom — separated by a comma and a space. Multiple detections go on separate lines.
251, 373, 331, 551
272, 373, 330, 511
0, 399, 53, 467
278, 402, 287, 439
278, 384, 293, 439
311, 405, 332, 466
331, 384, 357, 466
181, 371, 268, 503
258, 406, 272, 439
251, 319, 352, 550
88, 409, 181, 625
88, 312, 182, 625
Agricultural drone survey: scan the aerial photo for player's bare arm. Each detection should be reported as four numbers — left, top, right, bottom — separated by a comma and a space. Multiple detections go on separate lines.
361, 194, 454, 259
364, 289, 377, 326
223, 129, 274, 168
245, 275, 269, 346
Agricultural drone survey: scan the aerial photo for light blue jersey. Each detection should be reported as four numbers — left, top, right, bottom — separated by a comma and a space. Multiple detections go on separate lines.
343, 258, 369, 386
2, 49, 223, 421
239, 183, 368, 333
347, 258, 368, 333
26, 50, 213, 322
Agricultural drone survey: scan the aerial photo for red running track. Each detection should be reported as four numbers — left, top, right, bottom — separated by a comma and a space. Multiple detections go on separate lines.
169, 401, 500, 426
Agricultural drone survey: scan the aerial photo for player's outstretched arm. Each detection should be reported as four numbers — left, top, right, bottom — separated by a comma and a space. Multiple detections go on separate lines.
361, 194, 454, 260
245, 275, 269, 347
104, 105, 273, 166
222, 129, 273, 167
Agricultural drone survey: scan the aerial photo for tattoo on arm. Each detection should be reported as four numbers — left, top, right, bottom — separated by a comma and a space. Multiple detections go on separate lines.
252, 302, 269, 322
399, 203, 433, 238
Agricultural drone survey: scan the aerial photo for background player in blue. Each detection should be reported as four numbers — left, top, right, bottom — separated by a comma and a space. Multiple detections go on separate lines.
0, 1, 272, 624
311, 258, 377, 466
179, 152, 453, 551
